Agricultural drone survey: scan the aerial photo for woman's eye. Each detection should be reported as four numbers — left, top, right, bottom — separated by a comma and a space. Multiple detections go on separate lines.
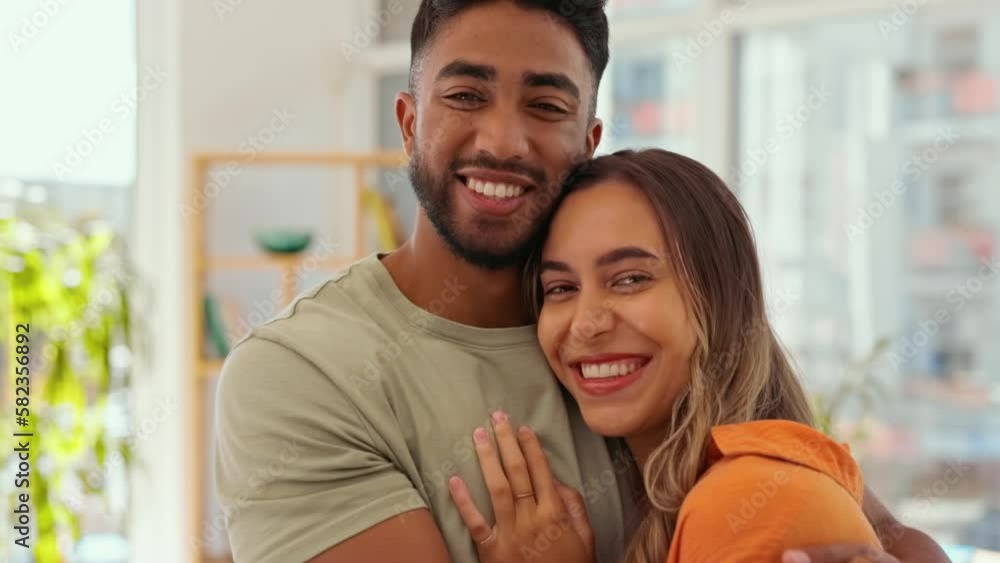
544, 284, 575, 297
614, 274, 652, 287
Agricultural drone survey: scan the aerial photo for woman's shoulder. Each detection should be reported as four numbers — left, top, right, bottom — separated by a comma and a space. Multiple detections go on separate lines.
703, 419, 865, 502
665, 420, 880, 563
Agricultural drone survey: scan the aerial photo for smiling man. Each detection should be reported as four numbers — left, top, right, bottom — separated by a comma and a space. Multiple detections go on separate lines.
213, 2, 950, 563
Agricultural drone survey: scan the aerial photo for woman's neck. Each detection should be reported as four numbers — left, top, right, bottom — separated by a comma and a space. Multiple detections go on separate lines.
625, 429, 666, 471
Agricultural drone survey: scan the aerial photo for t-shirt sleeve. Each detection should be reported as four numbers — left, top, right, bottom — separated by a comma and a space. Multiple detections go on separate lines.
669, 456, 881, 563
213, 337, 425, 563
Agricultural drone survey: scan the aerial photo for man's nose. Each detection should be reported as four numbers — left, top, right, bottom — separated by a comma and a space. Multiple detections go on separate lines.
473, 105, 530, 162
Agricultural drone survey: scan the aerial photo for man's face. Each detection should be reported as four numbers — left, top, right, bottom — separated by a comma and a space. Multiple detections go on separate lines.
396, 2, 603, 270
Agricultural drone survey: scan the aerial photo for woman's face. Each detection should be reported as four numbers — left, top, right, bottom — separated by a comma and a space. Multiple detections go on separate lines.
537, 179, 698, 447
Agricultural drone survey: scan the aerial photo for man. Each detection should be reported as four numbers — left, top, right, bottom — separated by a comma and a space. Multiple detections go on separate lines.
214, 1, 951, 562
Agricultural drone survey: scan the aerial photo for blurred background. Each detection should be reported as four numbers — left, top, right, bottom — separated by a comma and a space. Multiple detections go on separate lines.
1, 0, 999, 562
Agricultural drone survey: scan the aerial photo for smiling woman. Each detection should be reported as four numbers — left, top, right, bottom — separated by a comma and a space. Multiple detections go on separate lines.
519, 148, 881, 563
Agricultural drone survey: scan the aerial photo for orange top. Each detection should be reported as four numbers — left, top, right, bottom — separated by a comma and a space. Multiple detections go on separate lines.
665, 420, 882, 562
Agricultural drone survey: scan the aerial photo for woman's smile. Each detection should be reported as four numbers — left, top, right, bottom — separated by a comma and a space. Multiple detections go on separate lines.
565, 353, 653, 396
536, 178, 696, 442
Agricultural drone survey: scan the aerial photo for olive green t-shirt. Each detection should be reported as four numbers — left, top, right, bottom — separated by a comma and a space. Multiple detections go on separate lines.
214, 253, 631, 563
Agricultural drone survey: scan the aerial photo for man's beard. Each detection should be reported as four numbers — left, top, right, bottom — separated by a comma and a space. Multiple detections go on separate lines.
408, 148, 576, 271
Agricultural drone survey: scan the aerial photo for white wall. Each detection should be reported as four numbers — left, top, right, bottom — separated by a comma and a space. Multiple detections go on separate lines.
131, 0, 186, 560
181, 1, 360, 151
134, 2, 376, 561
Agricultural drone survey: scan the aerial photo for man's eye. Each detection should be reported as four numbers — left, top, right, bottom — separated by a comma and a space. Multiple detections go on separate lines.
533, 103, 568, 114
447, 92, 484, 104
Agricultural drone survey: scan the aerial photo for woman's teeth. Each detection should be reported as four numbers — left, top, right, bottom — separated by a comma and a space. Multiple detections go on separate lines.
580, 361, 643, 379
466, 177, 525, 199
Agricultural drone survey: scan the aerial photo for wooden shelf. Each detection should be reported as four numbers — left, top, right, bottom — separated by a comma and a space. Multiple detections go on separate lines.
189, 150, 406, 563
192, 150, 408, 168
203, 254, 356, 271
200, 358, 226, 378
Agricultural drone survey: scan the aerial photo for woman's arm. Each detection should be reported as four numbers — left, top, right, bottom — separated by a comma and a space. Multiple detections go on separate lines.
778, 485, 952, 563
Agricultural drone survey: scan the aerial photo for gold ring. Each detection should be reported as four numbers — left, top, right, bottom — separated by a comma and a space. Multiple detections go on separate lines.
514, 491, 535, 500
478, 529, 497, 546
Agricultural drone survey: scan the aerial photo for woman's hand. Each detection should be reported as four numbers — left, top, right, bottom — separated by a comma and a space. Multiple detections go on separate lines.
448, 410, 595, 563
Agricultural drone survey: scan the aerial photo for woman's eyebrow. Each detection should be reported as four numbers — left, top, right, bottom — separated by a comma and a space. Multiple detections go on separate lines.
540, 247, 661, 275
594, 246, 659, 267
539, 259, 571, 274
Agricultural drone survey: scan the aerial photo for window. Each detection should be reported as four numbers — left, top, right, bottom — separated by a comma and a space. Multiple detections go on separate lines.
737, 5, 1000, 551
601, 40, 699, 157
1, 3, 137, 562
609, 0, 699, 19
0, 0, 137, 232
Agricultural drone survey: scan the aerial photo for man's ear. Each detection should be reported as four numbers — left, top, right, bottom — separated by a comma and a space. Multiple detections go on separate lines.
396, 91, 417, 158
586, 117, 603, 158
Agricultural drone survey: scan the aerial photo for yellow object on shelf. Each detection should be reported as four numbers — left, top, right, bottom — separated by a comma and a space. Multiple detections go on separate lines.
187, 150, 408, 563
363, 188, 405, 251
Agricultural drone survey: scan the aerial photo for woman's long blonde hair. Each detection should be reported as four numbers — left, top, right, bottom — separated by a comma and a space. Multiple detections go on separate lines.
525, 149, 815, 563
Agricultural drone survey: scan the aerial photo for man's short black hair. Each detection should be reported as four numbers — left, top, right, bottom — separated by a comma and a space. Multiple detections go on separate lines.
409, 0, 610, 110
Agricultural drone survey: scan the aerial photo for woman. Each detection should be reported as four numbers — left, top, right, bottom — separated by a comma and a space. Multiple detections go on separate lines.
447, 149, 883, 563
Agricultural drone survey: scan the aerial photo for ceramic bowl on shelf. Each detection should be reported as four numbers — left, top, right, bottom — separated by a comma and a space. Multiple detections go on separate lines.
253, 229, 313, 254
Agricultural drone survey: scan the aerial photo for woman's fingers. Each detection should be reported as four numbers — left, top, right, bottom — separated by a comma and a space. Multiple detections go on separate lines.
516, 425, 558, 507
491, 411, 536, 509
555, 482, 594, 548
472, 426, 515, 523
448, 476, 495, 546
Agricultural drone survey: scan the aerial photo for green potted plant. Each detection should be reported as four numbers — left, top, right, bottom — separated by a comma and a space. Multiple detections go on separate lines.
1, 193, 146, 563
811, 336, 893, 446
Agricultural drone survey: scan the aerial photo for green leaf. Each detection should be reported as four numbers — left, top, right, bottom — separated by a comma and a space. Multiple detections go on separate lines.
95, 435, 107, 466
4, 210, 144, 561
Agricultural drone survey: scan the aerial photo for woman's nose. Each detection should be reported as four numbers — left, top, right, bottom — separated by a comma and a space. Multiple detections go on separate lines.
567, 291, 616, 348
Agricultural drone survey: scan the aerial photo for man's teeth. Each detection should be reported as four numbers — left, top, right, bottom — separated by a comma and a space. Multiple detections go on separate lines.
466, 177, 525, 199
580, 361, 643, 379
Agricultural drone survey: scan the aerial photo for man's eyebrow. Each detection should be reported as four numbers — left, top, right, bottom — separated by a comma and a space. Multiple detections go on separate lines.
523, 71, 580, 100
436, 60, 497, 82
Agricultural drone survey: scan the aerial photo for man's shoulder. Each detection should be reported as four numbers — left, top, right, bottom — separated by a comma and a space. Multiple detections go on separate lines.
263, 256, 394, 338
224, 255, 407, 383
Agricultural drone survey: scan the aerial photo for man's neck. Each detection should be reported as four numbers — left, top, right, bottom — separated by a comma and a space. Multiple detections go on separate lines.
380, 219, 533, 329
